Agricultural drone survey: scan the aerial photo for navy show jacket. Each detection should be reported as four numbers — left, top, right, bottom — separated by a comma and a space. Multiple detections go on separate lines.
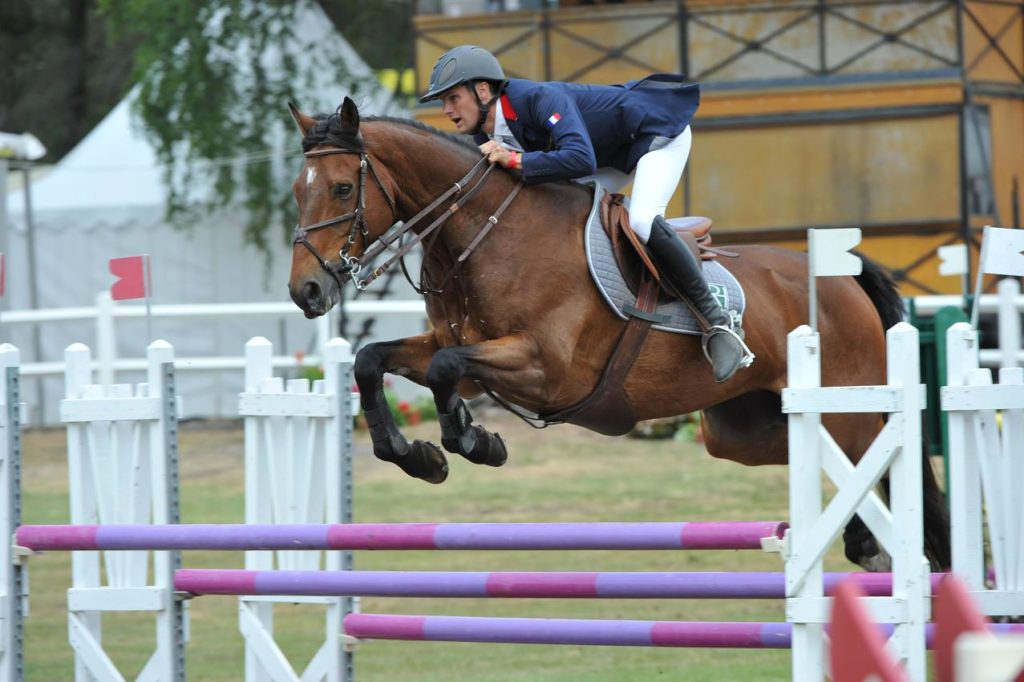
473, 75, 700, 185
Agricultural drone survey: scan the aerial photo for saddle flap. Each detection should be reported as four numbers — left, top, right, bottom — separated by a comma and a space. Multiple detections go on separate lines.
599, 192, 715, 298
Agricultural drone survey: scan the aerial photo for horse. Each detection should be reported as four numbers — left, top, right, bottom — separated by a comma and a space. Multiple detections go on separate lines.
286, 97, 949, 572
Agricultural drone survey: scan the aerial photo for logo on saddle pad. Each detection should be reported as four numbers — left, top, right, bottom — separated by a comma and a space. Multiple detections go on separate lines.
708, 283, 729, 311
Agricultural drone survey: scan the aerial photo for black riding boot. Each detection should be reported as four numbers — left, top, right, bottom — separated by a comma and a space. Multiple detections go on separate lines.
646, 216, 752, 383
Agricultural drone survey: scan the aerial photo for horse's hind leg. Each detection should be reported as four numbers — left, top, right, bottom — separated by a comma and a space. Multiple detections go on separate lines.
354, 335, 449, 483
426, 334, 545, 468
704, 396, 898, 571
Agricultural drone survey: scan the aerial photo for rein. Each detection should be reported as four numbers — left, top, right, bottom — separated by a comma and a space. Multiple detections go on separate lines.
294, 147, 523, 294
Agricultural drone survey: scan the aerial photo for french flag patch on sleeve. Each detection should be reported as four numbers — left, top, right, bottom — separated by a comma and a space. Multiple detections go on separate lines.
546, 113, 561, 128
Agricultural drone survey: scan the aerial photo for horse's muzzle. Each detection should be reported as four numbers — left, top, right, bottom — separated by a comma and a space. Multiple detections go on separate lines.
289, 276, 341, 319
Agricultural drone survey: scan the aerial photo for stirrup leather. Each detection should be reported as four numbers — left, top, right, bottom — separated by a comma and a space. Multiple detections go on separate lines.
700, 325, 756, 368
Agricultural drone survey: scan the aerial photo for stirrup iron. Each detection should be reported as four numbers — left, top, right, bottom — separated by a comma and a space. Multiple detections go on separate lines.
700, 325, 755, 368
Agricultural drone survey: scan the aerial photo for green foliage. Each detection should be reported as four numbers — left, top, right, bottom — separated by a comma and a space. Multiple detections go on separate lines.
296, 366, 437, 426
95, 0, 374, 255
297, 364, 324, 383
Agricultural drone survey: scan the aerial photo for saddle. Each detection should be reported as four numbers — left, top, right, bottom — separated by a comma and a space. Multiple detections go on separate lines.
540, 192, 742, 436
599, 192, 734, 298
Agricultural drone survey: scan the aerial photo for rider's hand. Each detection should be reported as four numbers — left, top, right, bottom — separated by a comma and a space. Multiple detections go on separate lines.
478, 141, 521, 171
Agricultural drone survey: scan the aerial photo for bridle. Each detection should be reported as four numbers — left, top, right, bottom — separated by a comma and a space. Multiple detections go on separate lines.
292, 148, 398, 292
293, 146, 522, 293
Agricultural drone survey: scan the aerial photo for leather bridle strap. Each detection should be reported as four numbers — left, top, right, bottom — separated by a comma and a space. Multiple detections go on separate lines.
354, 157, 498, 291
357, 156, 489, 267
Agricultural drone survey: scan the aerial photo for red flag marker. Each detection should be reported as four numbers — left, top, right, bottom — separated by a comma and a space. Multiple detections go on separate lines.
109, 255, 151, 301
935, 575, 989, 682
829, 580, 907, 682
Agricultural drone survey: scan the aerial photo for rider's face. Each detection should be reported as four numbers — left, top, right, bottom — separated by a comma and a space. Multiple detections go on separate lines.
440, 84, 484, 134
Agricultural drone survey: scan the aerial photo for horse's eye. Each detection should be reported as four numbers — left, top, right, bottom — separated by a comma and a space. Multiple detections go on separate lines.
333, 183, 353, 200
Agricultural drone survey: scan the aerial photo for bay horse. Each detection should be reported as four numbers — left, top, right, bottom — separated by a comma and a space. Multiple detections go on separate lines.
287, 98, 949, 571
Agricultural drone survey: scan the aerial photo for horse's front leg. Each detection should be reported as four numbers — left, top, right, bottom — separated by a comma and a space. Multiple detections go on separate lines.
426, 333, 545, 468
354, 334, 449, 484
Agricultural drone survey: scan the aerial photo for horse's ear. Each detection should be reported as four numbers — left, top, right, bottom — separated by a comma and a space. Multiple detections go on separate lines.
338, 96, 360, 132
288, 101, 315, 136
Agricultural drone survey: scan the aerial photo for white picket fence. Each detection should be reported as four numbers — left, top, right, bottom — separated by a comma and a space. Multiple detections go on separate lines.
3, 336, 356, 682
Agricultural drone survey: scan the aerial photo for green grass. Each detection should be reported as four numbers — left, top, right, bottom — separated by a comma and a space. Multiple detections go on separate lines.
20, 413, 857, 680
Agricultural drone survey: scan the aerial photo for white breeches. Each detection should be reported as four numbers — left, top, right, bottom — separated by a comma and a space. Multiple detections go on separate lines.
582, 125, 692, 244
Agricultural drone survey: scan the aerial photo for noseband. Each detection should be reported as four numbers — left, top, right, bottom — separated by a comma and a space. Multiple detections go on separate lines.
292, 148, 397, 291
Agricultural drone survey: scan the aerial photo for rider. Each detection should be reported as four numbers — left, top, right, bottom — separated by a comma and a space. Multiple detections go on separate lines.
420, 45, 753, 383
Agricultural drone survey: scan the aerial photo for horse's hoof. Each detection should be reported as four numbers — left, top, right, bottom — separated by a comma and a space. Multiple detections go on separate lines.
856, 549, 893, 573
844, 531, 892, 572
469, 427, 507, 467
410, 440, 449, 484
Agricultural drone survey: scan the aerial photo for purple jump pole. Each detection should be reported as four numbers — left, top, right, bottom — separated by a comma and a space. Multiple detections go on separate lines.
16, 521, 787, 552
175, 569, 946, 599
343, 614, 1024, 649
344, 614, 790, 648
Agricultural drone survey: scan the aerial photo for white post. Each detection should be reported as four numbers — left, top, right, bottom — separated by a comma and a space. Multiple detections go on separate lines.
145, 339, 184, 681
944, 323, 986, 590
998, 278, 1021, 369
0, 344, 22, 682
316, 314, 331, 366
785, 325, 825, 681
63, 343, 101, 682
885, 323, 928, 681
998, 367, 1024, 592
95, 292, 117, 387
242, 337, 275, 682
322, 337, 355, 682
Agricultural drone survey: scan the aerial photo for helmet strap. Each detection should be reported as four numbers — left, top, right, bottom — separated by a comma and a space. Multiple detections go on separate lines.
468, 80, 501, 136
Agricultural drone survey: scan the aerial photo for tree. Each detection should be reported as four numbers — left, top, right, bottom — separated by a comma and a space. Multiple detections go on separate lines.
0, 0, 137, 162
98, 0, 404, 254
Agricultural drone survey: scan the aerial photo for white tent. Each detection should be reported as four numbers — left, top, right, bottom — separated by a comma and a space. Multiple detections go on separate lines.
2, 2, 425, 423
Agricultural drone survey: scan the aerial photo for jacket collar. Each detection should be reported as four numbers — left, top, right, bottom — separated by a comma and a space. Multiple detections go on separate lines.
499, 94, 518, 122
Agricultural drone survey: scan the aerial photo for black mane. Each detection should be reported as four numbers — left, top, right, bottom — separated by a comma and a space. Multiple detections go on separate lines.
365, 115, 480, 155
301, 109, 479, 158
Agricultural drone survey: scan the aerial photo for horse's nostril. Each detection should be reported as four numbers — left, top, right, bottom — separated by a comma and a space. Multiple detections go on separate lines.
303, 280, 322, 303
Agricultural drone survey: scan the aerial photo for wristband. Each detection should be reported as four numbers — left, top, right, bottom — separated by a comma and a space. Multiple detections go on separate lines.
507, 153, 519, 170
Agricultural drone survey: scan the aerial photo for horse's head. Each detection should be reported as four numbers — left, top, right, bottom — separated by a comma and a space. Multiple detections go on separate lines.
288, 98, 397, 318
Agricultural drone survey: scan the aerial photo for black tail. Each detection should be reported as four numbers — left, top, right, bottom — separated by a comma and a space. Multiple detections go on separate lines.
853, 253, 905, 330
854, 253, 952, 570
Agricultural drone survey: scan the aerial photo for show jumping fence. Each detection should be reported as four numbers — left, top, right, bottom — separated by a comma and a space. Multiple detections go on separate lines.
1, 318, 1023, 680
944, 321, 1024, 619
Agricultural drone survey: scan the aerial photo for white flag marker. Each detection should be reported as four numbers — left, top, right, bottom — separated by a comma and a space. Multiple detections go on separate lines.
980, 226, 1024, 276
809, 228, 863, 277
938, 244, 968, 276
808, 228, 863, 331
971, 226, 1024, 328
